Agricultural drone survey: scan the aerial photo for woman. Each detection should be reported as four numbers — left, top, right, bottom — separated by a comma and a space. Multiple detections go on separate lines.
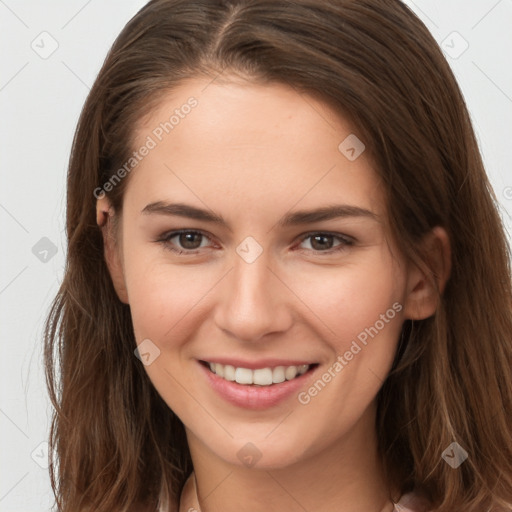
44, 1, 512, 511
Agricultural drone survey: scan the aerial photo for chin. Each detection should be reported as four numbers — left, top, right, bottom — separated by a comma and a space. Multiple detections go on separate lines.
194, 426, 317, 470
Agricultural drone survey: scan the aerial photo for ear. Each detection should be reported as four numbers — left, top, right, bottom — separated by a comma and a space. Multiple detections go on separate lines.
96, 196, 129, 304
402, 226, 451, 320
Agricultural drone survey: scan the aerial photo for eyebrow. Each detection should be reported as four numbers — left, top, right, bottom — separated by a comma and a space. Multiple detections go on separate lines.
141, 201, 378, 227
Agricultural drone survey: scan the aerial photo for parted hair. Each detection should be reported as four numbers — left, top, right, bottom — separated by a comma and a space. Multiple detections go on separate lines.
44, 0, 512, 510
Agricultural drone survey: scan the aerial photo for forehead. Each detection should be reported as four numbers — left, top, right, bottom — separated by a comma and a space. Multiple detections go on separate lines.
126, 77, 385, 219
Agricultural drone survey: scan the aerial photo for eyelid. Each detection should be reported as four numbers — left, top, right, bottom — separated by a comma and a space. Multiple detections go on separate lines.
156, 228, 355, 256
156, 229, 217, 253
293, 231, 355, 253
295, 230, 354, 244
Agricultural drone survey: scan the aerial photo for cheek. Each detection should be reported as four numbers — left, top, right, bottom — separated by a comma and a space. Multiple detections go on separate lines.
285, 250, 406, 416
122, 247, 217, 344
123, 255, 216, 412
121, 231, 407, 455
125, 238, 406, 353
283, 251, 405, 349
291, 270, 404, 445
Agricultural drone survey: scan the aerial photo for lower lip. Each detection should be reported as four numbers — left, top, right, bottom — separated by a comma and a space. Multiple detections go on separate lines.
199, 362, 316, 410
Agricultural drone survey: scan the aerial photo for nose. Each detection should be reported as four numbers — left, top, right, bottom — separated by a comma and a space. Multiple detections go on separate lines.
213, 248, 293, 343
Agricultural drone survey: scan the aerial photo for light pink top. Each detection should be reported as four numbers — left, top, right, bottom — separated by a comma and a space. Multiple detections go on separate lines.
394, 491, 431, 511
169, 474, 431, 512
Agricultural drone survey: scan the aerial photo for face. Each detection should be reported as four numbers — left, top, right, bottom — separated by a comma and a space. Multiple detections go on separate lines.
103, 76, 426, 469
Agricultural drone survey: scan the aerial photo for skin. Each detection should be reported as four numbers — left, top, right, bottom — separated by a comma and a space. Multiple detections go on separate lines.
97, 76, 450, 512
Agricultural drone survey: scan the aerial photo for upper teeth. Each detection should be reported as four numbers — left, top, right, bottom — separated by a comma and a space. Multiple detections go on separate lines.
208, 362, 310, 386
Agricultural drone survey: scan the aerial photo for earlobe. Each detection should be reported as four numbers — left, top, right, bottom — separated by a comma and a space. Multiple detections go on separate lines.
403, 227, 451, 320
96, 197, 130, 304
96, 196, 111, 227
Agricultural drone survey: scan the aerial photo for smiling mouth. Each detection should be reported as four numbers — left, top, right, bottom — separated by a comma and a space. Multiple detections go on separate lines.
200, 361, 317, 386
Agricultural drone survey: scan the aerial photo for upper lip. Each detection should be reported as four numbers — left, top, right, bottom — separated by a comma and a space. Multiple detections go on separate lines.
200, 358, 316, 370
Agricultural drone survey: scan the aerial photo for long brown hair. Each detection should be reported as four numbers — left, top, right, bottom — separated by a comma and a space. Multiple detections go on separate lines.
44, 1, 512, 510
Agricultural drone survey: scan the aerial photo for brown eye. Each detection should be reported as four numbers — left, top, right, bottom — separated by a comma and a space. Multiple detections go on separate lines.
176, 232, 204, 250
158, 230, 212, 254
299, 233, 353, 253
310, 234, 335, 251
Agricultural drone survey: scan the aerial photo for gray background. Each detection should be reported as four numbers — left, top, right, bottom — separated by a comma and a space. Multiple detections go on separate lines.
1, 0, 511, 510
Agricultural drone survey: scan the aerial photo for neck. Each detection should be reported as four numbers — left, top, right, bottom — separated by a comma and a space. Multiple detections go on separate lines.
181, 405, 397, 512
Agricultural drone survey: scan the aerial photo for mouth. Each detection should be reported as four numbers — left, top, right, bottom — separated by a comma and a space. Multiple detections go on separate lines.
198, 359, 319, 409
201, 361, 316, 386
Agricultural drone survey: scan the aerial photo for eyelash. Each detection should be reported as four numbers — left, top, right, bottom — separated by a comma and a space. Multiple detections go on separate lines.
155, 229, 354, 256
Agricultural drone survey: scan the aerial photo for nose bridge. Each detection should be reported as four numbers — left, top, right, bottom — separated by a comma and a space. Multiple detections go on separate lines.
234, 251, 272, 304
214, 245, 292, 342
